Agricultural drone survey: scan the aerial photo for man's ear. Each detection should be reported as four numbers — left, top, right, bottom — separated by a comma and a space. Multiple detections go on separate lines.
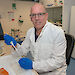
45, 13, 48, 20
30, 17, 33, 21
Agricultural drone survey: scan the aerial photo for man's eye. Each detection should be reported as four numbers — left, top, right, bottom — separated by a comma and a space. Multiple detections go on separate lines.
30, 14, 35, 17
39, 13, 43, 16
32, 14, 35, 16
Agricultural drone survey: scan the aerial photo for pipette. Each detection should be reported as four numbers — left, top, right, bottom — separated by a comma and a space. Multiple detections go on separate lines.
10, 41, 18, 52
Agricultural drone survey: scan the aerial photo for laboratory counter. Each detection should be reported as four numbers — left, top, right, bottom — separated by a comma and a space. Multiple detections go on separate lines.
0, 54, 39, 75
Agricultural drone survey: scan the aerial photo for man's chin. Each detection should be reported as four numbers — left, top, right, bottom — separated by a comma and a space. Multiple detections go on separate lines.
35, 27, 42, 31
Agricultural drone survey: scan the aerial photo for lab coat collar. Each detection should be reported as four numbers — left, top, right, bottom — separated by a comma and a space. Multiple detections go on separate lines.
37, 21, 49, 38
30, 28, 35, 43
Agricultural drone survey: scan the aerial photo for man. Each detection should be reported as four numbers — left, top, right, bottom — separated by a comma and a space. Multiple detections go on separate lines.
4, 3, 67, 75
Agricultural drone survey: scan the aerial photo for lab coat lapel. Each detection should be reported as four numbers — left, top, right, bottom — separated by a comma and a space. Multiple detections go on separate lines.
30, 28, 35, 44
36, 22, 48, 41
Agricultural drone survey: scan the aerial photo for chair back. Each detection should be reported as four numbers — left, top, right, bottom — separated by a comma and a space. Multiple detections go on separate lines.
65, 34, 74, 65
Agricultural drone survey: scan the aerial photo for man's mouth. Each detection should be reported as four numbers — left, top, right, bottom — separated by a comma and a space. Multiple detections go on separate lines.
35, 21, 41, 24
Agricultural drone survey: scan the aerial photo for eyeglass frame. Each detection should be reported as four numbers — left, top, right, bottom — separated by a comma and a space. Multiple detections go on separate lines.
30, 13, 46, 18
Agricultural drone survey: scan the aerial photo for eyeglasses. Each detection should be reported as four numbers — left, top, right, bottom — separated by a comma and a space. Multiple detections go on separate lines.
30, 13, 46, 18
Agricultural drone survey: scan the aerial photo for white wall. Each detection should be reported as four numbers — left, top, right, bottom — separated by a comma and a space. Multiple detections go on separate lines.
62, 0, 75, 33
69, 6, 75, 38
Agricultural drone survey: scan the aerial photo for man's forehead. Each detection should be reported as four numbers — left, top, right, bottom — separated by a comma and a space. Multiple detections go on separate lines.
33, 3, 43, 6
31, 3, 46, 12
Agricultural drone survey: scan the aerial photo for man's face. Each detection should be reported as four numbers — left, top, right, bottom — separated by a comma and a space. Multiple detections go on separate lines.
30, 4, 48, 30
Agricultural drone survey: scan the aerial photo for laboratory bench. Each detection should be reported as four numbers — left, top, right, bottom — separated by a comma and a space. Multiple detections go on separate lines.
0, 40, 11, 56
0, 54, 38, 75
0, 40, 39, 75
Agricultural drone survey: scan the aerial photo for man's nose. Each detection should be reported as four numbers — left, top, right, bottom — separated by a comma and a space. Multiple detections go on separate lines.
35, 14, 39, 19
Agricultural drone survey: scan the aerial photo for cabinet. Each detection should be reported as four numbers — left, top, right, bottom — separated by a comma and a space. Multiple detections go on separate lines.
69, 6, 75, 38
46, 6, 62, 25
40, 0, 63, 27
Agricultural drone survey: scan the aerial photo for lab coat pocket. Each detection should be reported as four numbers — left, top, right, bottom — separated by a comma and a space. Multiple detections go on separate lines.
39, 43, 53, 59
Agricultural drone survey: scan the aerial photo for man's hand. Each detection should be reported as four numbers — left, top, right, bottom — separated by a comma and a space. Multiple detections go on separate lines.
18, 57, 33, 69
4, 34, 17, 46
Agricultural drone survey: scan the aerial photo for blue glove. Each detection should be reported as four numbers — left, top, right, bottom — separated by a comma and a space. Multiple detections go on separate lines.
18, 57, 33, 69
4, 34, 17, 46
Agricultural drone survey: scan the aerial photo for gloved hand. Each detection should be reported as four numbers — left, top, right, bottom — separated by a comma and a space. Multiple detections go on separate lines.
18, 57, 33, 69
4, 34, 17, 46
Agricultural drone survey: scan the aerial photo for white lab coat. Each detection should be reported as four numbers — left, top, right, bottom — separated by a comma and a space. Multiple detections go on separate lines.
15, 21, 67, 75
